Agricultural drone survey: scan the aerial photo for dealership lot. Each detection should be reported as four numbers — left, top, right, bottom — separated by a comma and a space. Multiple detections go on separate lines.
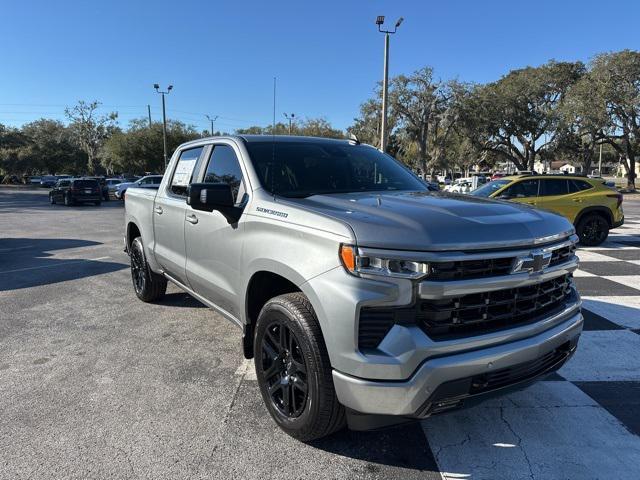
1, 186, 639, 480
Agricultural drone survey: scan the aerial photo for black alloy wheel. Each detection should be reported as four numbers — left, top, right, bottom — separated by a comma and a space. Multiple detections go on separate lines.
129, 237, 167, 302
261, 320, 309, 418
130, 242, 147, 296
577, 214, 609, 246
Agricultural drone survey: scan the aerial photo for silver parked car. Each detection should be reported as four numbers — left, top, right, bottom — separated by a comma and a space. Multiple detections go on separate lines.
115, 175, 162, 200
124, 136, 582, 441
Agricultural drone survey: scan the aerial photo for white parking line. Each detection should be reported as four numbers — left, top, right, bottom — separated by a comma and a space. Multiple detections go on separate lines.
0, 256, 111, 274
423, 382, 640, 480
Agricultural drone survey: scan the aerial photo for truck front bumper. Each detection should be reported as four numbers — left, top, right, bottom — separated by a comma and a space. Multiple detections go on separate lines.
332, 310, 582, 417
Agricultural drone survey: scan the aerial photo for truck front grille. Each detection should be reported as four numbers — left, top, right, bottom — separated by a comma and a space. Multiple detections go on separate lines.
420, 274, 572, 340
549, 244, 576, 267
423, 243, 576, 281
426, 257, 514, 280
357, 274, 574, 350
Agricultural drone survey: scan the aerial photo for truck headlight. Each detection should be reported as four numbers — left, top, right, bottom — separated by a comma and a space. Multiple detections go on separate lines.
339, 244, 430, 279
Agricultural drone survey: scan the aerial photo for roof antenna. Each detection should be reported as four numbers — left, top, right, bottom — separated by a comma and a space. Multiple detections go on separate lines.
271, 76, 277, 200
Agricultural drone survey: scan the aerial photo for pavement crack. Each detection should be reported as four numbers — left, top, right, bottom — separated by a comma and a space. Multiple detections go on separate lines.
500, 406, 535, 480
434, 433, 471, 461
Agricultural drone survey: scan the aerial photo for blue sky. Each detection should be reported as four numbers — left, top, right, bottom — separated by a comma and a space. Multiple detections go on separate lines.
2, 0, 638, 132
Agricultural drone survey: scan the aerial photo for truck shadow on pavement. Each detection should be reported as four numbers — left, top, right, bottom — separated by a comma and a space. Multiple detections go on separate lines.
156, 292, 207, 309
0, 238, 128, 291
308, 422, 439, 474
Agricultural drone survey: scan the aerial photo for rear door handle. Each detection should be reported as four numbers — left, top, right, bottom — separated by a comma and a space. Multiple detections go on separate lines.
154, 206, 163, 215
186, 214, 199, 224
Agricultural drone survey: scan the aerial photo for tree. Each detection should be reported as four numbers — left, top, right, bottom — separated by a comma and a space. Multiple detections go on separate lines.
0, 124, 29, 175
20, 120, 86, 174
388, 67, 459, 175
102, 119, 200, 174
460, 61, 584, 171
236, 117, 344, 138
584, 50, 640, 190
65, 100, 118, 174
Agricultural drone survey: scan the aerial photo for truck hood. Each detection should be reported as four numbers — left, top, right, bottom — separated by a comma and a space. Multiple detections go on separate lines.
286, 191, 574, 251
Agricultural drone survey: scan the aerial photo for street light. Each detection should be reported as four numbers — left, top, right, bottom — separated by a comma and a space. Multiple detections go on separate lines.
376, 15, 403, 153
154, 84, 173, 170
206, 114, 218, 136
283, 112, 295, 134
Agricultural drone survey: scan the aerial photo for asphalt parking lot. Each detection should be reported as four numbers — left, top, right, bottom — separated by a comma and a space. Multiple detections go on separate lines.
1, 186, 639, 480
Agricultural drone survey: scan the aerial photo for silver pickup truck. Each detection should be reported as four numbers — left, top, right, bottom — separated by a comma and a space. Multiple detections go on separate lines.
124, 135, 582, 441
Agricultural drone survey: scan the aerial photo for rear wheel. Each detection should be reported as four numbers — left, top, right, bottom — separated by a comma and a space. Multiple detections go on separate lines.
577, 213, 609, 246
130, 237, 167, 302
254, 292, 345, 441
64, 194, 73, 206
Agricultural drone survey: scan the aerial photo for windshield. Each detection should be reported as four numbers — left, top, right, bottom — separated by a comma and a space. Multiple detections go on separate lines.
245, 141, 426, 197
470, 179, 511, 197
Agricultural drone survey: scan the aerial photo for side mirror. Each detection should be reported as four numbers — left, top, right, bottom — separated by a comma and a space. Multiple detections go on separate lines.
188, 183, 241, 223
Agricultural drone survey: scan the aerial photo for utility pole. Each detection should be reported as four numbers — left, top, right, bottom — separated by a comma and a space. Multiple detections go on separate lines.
376, 15, 403, 153
283, 113, 295, 134
147, 105, 152, 128
206, 114, 218, 136
598, 143, 603, 176
154, 84, 173, 170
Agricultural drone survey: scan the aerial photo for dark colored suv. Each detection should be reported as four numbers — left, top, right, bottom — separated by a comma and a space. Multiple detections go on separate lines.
49, 178, 102, 206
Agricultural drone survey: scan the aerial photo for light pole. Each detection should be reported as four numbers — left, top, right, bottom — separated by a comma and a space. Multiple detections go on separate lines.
283, 113, 295, 134
206, 114, 218, 136
376, 15, 403, 153
154, 83, 173, 170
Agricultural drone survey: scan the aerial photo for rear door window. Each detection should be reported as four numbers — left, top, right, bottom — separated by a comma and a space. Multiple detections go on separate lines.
540, 179, 569, 196
568, 179, 593, 193
170, 147, 203, 197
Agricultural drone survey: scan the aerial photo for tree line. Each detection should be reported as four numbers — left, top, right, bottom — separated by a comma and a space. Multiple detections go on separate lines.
348, 49, 639, 190
1, 49, 638, 189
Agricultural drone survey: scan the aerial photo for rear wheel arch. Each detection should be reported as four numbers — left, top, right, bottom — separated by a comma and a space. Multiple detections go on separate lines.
574, 206, 613, 228
126, 222, 142, 251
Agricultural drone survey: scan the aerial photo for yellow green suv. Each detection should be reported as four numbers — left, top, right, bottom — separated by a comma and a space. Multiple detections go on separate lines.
471, 175, 624, 246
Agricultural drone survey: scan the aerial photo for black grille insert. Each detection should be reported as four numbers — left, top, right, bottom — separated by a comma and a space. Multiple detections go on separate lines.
549, 244, 576, 267
357, 274, 574, 349
421, 274, 572, 340
426, 256, 514, 281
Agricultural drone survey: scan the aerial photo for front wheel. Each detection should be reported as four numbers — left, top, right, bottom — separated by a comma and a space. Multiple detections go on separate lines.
577, 213, 609, 246
129, 237, 167, 302
64, 194, 73, 206
49, 194, 56, 205
254, 292, 345, 441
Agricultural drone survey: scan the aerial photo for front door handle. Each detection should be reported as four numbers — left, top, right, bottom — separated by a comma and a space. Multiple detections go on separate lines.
186, 214, 199, 224
572, 198, 583, 203
154, 206, 163, 215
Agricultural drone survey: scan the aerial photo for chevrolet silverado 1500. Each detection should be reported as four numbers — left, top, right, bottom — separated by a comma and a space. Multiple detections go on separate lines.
124, 135, 582, 440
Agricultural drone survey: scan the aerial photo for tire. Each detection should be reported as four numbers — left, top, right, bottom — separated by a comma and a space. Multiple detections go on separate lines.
254, 292, 345, 441
129, 236, 167, 302
94, 201, 102, 206
64, 194, 73, 206
576, 213, 609, 246
49, 194, 56, 205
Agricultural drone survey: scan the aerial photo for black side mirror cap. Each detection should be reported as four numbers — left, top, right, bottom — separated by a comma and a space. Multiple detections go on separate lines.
187, 183, 241, 223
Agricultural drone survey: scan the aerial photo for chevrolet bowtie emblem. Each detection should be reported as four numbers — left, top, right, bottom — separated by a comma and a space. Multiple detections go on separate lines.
512, 250, 552, 274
